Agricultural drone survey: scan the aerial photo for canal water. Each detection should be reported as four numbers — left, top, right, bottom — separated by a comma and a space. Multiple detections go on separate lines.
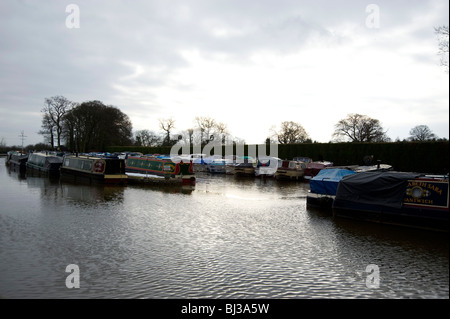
0, 160, 448, 299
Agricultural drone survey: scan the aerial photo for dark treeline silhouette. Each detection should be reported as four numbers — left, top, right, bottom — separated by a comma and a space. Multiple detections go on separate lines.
40, 96, 133, 153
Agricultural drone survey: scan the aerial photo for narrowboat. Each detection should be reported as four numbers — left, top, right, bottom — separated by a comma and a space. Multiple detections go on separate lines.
207, 158, 233, 174
332, 171, 449, 231
6, 151, 28, 172
231, 156, 256, 177
306, 168, 356, 208
275, 159, 308, 180
304, 161, 334, 180
26, 152, 63, 175
293, 156, 312, 164
188, 154, 208, 172
306, 164, 393, 208
60, 155, 128, 184
125, 155, 196, 185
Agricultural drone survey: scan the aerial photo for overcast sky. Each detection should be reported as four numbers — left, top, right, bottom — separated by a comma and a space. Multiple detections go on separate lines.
1, 0, 448, 147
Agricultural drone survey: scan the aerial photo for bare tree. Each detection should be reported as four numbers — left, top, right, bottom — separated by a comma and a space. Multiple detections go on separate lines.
194, 116, 216, 144
39, 113, 55, 148
159, 118, 176, 146
332, 113, 390, 142
408, 125, 437, 141
135, 129, 161, 147
184, 128, 194, 146
41, 96, 75, 149
215, 122, 229, 144
435, 25, 449, 72
274, 121, 310, 144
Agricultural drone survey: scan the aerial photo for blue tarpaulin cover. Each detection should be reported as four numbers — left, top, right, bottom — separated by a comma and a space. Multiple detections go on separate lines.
310, 168, 356, 195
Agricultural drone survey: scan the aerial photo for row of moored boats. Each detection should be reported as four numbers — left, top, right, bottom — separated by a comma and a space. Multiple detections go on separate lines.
4, 150, 448, 231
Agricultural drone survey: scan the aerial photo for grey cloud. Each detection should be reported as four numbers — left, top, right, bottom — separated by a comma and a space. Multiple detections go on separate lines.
0, 0, 448, 145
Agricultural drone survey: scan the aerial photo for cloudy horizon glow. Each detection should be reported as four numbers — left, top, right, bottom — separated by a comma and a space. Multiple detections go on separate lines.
1, 0, 448, 147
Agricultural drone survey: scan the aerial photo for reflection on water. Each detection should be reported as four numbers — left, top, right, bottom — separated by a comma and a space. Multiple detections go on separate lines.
0, 163, 448, 299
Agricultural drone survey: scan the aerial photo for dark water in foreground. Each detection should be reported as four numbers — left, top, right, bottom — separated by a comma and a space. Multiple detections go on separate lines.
0, 160, 448, 299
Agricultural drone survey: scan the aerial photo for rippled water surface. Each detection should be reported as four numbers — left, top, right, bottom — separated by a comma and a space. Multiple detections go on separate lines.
0, 161, 448, 299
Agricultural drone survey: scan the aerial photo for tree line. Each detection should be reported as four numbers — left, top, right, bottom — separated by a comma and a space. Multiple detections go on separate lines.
35, 95, 446, 153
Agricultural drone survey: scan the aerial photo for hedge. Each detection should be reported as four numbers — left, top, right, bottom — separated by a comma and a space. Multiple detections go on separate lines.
105, 141, 449, 175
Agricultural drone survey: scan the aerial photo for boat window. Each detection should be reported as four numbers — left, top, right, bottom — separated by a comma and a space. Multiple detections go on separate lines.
75, 159, 83, 169
82, 160, 92, 170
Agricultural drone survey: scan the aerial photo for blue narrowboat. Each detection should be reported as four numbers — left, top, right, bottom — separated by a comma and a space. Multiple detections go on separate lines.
307, 168, 357, 208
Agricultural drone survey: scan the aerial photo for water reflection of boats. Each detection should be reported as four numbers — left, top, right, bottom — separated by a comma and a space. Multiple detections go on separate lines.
332, 171, 449, 232
60, 155, 128, 185
128, 182, 195, 195
60, 181, 125, 204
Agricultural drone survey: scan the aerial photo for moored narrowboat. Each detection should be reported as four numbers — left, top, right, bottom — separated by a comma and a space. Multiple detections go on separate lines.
60, 155, 128, 184
304, 161, 334, 180
332, 171, 449, 231
230, 156, 256, 177
207, 158, 233, 174
6, 151, 28, 172
125, 155, 196, 185
26, 152, 63, 175
307, 168, 357, 208
275, 159, 308, 180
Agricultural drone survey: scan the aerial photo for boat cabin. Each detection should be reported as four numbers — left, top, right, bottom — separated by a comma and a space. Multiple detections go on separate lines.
61, 155, 127, 184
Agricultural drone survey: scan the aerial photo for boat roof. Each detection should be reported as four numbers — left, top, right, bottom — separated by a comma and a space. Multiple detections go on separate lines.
31, 152, 62, 157
312, 168, 356, 181
65, 154, 121, 160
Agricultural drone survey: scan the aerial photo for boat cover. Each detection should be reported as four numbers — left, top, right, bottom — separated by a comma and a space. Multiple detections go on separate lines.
334, 171, 421, 208
310, 168, 356, 195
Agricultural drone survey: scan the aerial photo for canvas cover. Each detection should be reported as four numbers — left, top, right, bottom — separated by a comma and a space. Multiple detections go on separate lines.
309, 168, 356, 195
334, 170, 421, 208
